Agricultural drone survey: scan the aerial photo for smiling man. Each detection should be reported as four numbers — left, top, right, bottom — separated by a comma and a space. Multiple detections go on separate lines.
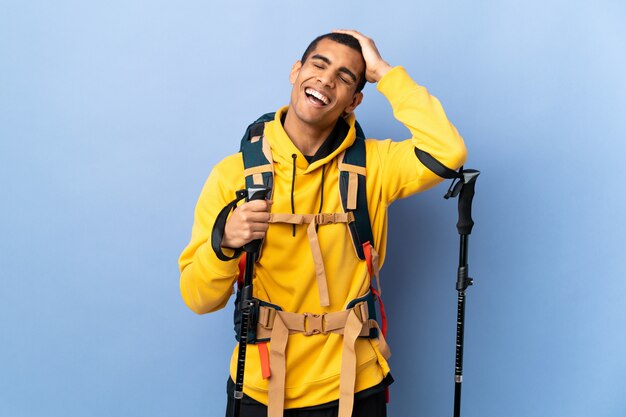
179, 30, 467, 417
284, 36, 366, 155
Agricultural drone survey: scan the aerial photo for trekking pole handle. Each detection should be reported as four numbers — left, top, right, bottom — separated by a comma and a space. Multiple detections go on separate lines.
243, 187, 270, 254
457, 170, 480, 236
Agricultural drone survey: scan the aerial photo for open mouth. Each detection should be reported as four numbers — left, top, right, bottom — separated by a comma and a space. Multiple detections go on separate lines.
305, 88, 330, 106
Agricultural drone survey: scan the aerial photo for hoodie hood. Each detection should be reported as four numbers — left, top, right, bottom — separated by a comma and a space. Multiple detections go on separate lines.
264, 106, 358, 173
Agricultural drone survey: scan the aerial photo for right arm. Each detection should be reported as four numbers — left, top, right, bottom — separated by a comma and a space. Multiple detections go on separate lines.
178, 154, 271, 314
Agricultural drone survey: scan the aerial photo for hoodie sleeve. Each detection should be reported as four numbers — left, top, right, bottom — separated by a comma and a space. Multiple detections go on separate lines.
372, 66, 467, 204
178, 154, 244, 314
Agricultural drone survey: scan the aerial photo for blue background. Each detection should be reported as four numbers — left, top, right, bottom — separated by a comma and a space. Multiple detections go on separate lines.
1, 1, 625, 416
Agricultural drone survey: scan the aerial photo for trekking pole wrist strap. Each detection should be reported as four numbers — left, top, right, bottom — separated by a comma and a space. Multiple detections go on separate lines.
414, 148, 462, 179
211, 190, 247, 261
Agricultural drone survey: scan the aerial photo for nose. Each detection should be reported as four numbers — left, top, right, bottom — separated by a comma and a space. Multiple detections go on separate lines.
316, 70, 334, 88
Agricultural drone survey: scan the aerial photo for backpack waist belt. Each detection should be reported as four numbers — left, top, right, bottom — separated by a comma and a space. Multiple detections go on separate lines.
253, 299, 391, 417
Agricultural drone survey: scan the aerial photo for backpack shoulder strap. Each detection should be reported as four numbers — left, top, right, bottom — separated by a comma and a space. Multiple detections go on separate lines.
239, 113, 276, 258
240, 113, 275, 192
212, 113, 276, 261
338, 121, 373, 260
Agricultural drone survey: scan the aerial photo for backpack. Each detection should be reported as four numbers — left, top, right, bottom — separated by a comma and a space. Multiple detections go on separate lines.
211, 113, 387, 340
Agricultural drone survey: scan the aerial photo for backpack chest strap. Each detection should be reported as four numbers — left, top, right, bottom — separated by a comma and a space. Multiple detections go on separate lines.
269, 212, 354, 226
268, 212, 355, 307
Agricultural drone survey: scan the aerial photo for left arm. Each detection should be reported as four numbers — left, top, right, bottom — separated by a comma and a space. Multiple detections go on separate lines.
374, 66, 466, 203
335, 29, 467, 203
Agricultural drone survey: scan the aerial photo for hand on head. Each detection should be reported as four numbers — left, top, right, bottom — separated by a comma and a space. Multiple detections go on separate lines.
332, 29, 392, 83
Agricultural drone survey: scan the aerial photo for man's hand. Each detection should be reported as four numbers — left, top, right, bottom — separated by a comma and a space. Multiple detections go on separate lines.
333, 29, 393, 83
222, 200, 272, 248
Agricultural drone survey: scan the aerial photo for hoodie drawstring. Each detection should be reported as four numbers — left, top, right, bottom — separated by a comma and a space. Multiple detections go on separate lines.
316, 165, 326, 232
318, 164, 325, 213
291, 154, 297, 236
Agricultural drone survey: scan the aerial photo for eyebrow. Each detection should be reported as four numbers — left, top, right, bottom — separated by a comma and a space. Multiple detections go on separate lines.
310, 54, 358, 84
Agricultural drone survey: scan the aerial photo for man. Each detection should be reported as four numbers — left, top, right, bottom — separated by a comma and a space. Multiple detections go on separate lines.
179, 30, 467, 417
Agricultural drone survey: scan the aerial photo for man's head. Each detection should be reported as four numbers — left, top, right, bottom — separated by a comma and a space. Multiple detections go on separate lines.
301, 33, 367, 92
287, 34, 366, 130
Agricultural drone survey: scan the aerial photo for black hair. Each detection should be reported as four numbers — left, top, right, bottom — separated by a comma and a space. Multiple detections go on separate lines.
301, 33, 367, 92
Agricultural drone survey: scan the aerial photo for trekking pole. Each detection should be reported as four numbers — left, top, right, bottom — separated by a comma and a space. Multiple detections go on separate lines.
233, 187, 270, 417
444, 168, 480, 417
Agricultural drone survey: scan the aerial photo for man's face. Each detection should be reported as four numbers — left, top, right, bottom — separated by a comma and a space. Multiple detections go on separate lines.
288, 38, 365, 129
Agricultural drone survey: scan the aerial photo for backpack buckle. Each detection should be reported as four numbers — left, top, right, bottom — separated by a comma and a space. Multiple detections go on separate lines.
315, 213, 336, 225
303, 312, 326, 335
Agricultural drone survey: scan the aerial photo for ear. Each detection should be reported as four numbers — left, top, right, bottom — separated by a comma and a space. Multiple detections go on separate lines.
289, 61, 302, 84
344, 91, 364, 114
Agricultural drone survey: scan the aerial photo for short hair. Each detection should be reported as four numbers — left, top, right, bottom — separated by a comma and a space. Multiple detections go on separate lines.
301, 33, 367, 92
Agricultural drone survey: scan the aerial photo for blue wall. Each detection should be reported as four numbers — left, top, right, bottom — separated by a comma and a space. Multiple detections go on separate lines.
1, 1, 625, 416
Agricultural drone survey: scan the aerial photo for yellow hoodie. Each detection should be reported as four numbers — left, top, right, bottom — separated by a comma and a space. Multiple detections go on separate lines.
179, 66, 467, 408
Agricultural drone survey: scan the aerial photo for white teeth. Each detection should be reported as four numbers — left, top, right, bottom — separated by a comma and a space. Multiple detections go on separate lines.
305, 88, 330, 105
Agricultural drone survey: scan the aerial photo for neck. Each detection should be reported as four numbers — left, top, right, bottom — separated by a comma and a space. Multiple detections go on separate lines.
283, 111, 336, 156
